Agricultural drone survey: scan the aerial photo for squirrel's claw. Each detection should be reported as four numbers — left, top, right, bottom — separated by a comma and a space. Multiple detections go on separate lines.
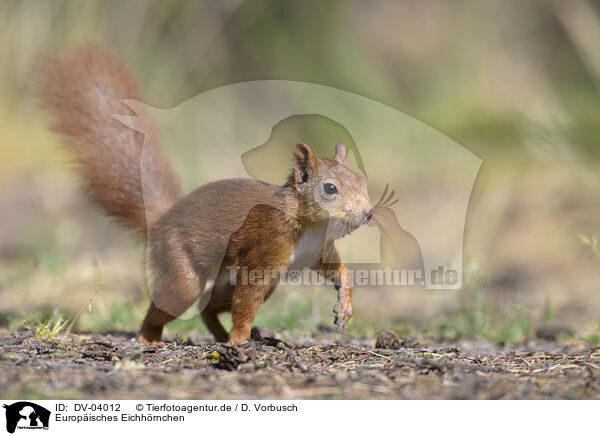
333, 299, 353, 333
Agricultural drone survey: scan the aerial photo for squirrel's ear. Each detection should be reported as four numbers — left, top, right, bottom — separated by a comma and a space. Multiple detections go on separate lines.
334, 142, 346, 165
293, 142, 318, 184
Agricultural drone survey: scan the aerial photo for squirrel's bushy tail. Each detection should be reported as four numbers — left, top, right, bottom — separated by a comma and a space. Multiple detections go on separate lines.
35, 44, 181, 234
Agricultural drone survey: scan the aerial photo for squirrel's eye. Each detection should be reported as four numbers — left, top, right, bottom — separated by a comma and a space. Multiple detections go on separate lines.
323, 183, 338, 195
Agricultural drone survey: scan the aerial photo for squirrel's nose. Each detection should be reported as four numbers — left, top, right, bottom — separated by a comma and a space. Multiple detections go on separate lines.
365, 208, 374, 221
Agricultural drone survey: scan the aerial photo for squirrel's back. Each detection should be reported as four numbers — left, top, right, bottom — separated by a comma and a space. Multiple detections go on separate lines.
35, 45, 181, 234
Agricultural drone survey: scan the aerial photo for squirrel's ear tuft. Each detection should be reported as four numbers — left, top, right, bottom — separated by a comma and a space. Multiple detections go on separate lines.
293, 142, 318, 184
334, 142, 346, 165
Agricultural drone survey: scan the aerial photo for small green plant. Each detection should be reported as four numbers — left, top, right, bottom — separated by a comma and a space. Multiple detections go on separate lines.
31, 312, 68, 339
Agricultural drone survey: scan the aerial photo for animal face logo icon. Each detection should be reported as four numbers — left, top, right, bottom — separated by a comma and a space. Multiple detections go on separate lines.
3, 402, 50, 433
115, 80, 481, 316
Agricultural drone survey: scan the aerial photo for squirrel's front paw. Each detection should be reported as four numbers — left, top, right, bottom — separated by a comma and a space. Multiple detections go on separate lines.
333, 298, 353, 333
333, 270, 352, 333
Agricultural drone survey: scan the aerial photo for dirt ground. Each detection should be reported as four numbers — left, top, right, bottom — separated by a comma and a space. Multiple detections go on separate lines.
1, 326, 599, 400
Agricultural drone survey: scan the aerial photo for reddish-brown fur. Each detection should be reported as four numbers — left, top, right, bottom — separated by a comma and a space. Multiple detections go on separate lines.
37, 45, 373, 344
35, 46, 181, 233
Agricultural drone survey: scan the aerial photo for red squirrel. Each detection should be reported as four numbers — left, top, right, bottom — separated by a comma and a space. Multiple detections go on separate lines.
36, 45, 373, 343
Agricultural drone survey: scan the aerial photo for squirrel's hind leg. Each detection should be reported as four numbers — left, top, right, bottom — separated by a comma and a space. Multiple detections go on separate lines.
199, 266, 235, 342
200, 309, 229, 342
139, 302, 174, 344
139, 250, 207, 343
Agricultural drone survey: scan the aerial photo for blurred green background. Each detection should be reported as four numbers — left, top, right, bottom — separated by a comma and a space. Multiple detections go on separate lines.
1, 0, 600, 342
